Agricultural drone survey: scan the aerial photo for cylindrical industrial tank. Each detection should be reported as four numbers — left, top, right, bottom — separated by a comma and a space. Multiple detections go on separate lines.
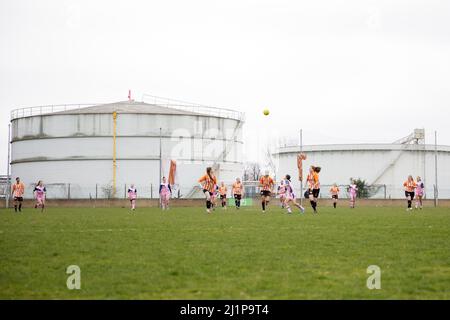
274, 144, 450, 199
10, 101, 245, 199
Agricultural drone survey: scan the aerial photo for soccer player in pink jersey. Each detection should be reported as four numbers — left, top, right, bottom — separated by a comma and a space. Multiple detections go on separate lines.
33, 180, 47, 212
159, 177, 172, 210
282, 175, 305, 214
277, 179, 286, 208
348, 180, 358, 208
127, 184, 137, 211
415, 176, 424, 210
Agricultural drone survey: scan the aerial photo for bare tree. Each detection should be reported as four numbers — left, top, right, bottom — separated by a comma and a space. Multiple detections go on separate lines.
243, 162, 261, 181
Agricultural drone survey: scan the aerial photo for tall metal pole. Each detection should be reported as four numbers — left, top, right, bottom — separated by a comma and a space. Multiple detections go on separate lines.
299, 129, 303, 206
159, 127, 162, 206
434, 130, 438, 207
112, 112, 117, 198
6, 123, 11, 208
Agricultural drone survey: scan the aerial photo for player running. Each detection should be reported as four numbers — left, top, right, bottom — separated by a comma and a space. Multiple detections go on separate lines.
283, 175, 305, 214
306, 166, 321, 213
127, 184, 137, 211
198, 167, 217, 213
259, 170, 274, 213
33, 180, 46, 212
415, 176, 424, 210
278, 179, 286, 208
159, 177, 172, 210
11, 177, 25, 213
219, 182, 227, 209
403, 175, 417, 211
232, 178, 244, 209
348, 180, 358, 208
329, 183, 340, 209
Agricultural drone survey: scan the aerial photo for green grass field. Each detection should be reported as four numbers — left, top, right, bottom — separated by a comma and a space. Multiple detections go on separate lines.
0, 205, 449, 299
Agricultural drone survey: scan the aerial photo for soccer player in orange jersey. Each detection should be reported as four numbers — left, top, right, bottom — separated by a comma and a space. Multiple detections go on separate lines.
403, 175, 417, 211
305, 166, 321, 213
198, 167, 218, 213
232, 178, 244, 209
11, 177, 25, 213
259, 170, 274, 213
329, 183, 340, 209
219, 182, 228, 209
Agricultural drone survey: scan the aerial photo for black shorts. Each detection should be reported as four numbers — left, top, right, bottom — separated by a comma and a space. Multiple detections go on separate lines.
203, 189, 213, 196
405, 191, 415, 199
312, 189, 320, 198
14, 197, 24, 202
261, 190, 271, 197
220, 195, 226, 199
234, 194, 242, 200
332, 195, 338, 200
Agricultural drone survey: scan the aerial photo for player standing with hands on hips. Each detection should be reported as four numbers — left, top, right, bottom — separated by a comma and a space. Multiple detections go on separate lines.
259, 170, 274, 213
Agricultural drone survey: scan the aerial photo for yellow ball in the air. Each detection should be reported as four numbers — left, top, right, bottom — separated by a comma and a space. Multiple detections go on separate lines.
263, 109, 270, 116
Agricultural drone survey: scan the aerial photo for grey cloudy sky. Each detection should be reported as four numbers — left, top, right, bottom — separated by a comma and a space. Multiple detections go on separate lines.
1, 0, 450, 172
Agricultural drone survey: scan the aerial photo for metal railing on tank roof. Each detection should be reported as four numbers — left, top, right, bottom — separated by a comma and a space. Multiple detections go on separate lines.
10, 104, 95, 120
142, 93, 245, 122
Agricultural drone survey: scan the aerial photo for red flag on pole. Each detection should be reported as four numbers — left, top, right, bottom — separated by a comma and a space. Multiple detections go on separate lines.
297, 153, 307, 181
168, 160, 176, 185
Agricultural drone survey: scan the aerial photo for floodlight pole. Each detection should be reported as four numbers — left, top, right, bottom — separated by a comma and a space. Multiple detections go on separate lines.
434, 130, 438, 207
299, 129, 303, 206
159, 127, 162, 207
6, 123, 11, 208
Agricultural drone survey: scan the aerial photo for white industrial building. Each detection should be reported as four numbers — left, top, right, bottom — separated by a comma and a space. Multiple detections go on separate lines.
9, 99, 244, 199
274, 130, 450, 199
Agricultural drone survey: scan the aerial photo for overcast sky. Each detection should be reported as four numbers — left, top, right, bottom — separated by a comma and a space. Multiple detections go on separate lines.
1, 0, 450, 173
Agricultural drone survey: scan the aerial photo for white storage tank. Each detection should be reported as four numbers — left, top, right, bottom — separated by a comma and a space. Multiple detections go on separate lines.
274, 131, 450, 199
10, 100, 245, 199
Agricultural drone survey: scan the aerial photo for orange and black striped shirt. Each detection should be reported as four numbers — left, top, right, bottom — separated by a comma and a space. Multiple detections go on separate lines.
199, 174, 217, 193
403, 180, 417, 192
259, 176, 274, 191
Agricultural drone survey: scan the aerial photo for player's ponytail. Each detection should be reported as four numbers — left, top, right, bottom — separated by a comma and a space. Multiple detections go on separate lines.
206, 167, 213, 180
